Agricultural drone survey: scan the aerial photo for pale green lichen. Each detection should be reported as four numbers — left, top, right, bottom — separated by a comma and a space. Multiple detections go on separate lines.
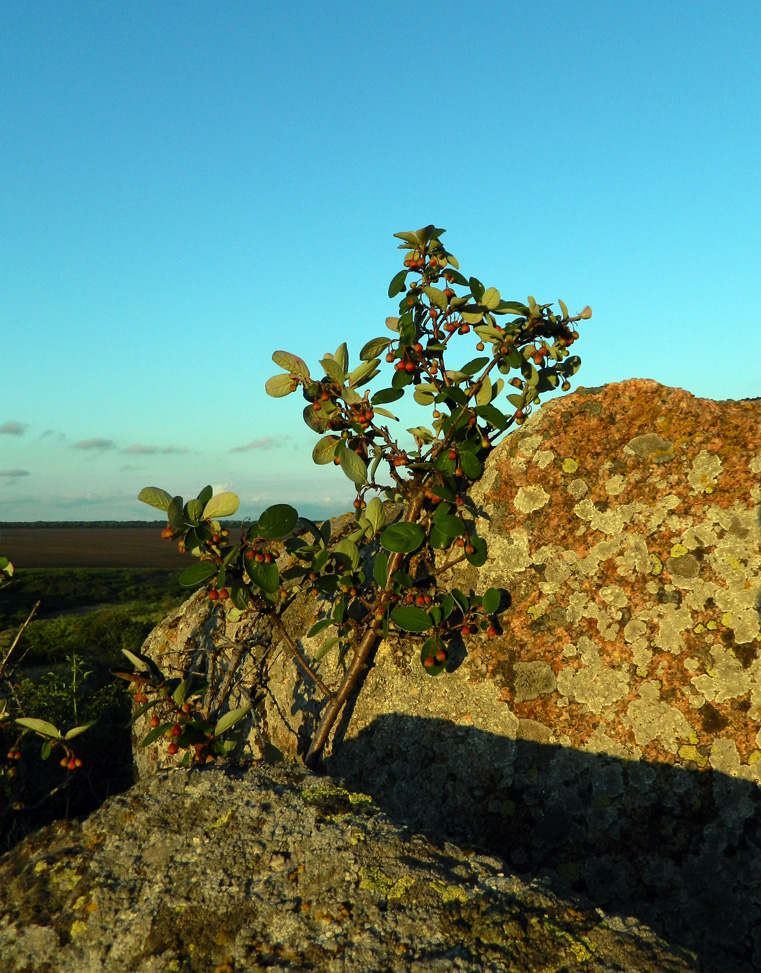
429, 878, 469, 904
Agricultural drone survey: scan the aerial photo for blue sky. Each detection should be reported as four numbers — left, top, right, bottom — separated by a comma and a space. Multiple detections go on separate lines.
2, 0, 759, 523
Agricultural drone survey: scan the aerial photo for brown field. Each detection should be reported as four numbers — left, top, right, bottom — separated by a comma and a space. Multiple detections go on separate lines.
1, 528, 191, 568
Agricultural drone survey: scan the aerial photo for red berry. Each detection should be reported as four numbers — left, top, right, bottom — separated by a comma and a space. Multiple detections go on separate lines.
404, 361, 416, 373
167, 743, 179, 756
448, 450, 457, 460
208, 589, 219, 601
436, 649, 446, 662
218, 587, 229, 600
172, 724, 182, 737
423, 656, 435, 668
487, 626, 497, 637
461, 625, 471, 636
150, 715, 159, 728
67, 758, 77, 771
465, 544, 475, 555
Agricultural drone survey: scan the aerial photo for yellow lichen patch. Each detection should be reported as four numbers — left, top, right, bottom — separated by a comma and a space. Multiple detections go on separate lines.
649, 554, 663, 575
722, 612, 733, 627
50, 864, 82, 892
678, 744, 709, 768
429, 879, 468, 905
358, 866, 415, 901
670, 543, 689, 558
706, 620, 718, 630
33, 860, 49, 874
210, 808, 234, 829
70, 920, 88, 938
693, 623, 706, 634
562, 457, 579, 474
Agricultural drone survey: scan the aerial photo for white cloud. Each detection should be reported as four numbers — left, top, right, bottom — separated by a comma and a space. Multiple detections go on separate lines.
73, 438, 116, 451
230, 436, 282, 453
0, 421, 28, 436
121, 444, 189, 455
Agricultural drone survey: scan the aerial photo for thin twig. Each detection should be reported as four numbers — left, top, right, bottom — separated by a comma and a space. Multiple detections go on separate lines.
0, 601, 40, 681
269, 613, 334, 699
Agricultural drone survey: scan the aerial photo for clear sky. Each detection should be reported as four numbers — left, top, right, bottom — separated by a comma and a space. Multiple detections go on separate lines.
2, 0, 760, 523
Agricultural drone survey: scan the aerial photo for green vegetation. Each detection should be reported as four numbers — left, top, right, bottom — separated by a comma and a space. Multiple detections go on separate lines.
0, 567, 185, 632
135, 225, 589, 768
0, 565, 187, 851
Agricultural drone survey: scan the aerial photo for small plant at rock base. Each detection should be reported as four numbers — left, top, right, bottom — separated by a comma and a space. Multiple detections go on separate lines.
138, 225, 590, 767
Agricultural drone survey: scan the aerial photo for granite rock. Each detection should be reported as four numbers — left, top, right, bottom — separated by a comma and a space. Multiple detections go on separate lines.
0, 763, 699, 972
136, 380, 761, 971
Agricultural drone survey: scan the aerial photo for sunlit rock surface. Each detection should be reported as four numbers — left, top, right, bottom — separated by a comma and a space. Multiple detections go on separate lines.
137, 379, 761, 971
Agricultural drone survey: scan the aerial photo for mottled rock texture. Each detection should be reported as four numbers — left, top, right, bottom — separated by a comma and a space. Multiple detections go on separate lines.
136, 379, 761, 971
0, 764, 698, 972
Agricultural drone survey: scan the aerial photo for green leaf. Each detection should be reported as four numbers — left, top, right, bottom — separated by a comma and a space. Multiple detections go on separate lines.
303, 403, 329, 433
321, 356, 345, 384
429, 524, 454, 550
371, 407, 398, 420
459, 451, 483, 480
141, 723, 174, 748
215, 705, 251, 737
413, 384, 437, 406
416, 225, 446, 246
372, 387, 404, 405
393, 230, 420, 246
481, 287, 501, 310
423, 286, 448, 311
138, 487, 173, 512
388, 269, 409, 298
339, 448, 368, 486
373, 550, 388, 588
315, 636, 339, 661
461, 307, 485, 325
307, 618, 333, 638
334, 537, 360, 571
460, 357, 490, 377
312, 435, 340, 465
258, 503, 298, 538
272, 350, 310, 378
469, 277, 485, 302
433, 515, 467, 538
391, 606, 432, 633
63, 721, 97, 741
185, 498, 203, 523
421, 636, 447, 676
15, 718, 62, 740
558, 298, 569, 319
348, 358, 380, 388
196, 485, 213, 505
121, 647, 164, 680
203, 492, 240, 519
265, 373, 297, 397
482, 587, 500, 615
465, 536, 488, 567
475, 375, 492, 407
475, 404, 508, 430
360, 336, 391, 361
248, 559, 280, 594
380, 522, 425, 554
334, 342, 349, 373
366, 497, 385, 533
180, 561, 217, 587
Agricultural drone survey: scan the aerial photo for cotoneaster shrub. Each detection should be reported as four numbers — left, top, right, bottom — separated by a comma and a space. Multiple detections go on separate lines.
134, 225, 591, 768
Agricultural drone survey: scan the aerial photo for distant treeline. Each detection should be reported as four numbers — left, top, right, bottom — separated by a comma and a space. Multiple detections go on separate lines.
0, 521, 247, 529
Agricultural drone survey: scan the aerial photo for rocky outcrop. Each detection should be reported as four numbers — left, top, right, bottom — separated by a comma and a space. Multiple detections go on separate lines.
136, 379, 761, 971
0, 763, 699, 972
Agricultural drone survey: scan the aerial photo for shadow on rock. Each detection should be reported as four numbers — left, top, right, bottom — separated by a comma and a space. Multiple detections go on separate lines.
326, 714, 761, 973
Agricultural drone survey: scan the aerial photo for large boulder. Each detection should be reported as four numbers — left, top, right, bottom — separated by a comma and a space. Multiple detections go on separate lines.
0, 763, 699, 972
137, 379, 761, 972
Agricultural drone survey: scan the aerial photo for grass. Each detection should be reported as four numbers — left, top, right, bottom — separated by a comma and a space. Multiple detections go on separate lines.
0, 568, 189, 851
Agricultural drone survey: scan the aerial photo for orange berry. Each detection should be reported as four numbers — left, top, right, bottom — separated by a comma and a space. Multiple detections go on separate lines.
476, 342, 485, 351
218, 587, 229, 600
423, 656, 435, 668
168, 743, 179, 756
436, 649, 446, 662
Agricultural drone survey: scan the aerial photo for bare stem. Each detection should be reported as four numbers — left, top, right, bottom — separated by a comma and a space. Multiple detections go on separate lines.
305, 490, 426, 767
269, 613, 334, 699
0, 601, 40, 681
